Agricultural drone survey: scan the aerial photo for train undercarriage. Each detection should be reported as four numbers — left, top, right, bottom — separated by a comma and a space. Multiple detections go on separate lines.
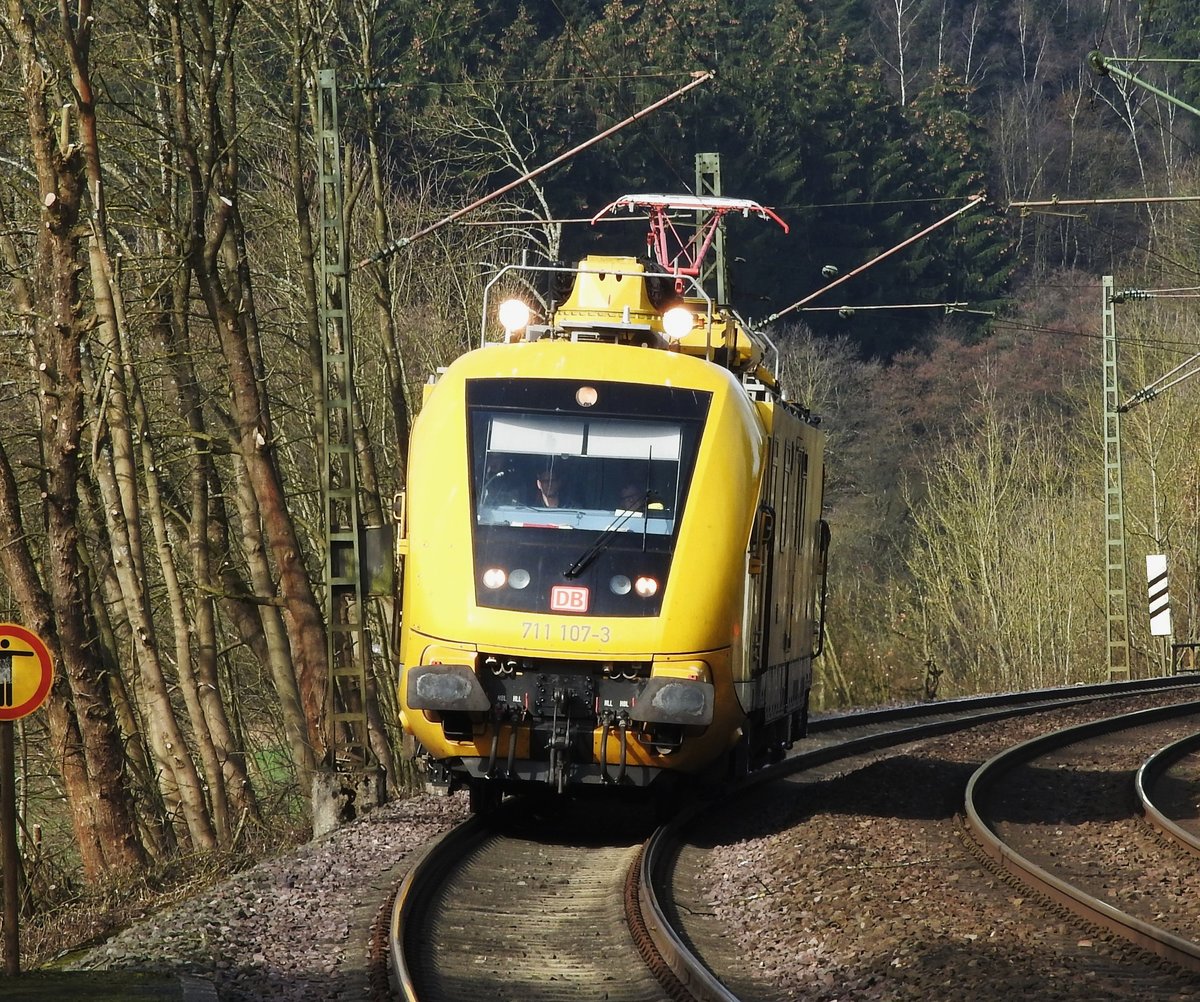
407, 653, 810, 811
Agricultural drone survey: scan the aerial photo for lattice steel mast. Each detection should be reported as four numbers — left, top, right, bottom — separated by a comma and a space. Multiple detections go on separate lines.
695, 153, 728, 303
1102, 275, 1131, 681
316, 69, 372, 769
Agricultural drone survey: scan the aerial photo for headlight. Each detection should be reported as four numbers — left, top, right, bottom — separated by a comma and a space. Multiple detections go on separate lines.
509, 568, 531, 590
498, 298, 531, 334
610, 574, 632, 595
634, 576, 659, 597
482, 567, 507, 589
661, 306, 693, 340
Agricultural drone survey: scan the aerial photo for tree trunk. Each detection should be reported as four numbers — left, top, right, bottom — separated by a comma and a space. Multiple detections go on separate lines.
168, 0, 330, 772
227, 453, 317, 777
75, 474, 176, 860
154, 280, 262, 832
0, 439, 144, 880
4, 0, 146, 876
84, 248, 218, 853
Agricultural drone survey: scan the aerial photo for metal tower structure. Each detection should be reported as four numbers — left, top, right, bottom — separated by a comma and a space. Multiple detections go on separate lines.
1102, 275, 1132, 681
317, 69, 371, 767
694, 153, 728, 303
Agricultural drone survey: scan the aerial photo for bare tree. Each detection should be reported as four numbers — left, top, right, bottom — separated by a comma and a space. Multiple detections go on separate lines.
1, 0, 148, 877
164, 0, 331, 772
905, 380, 1101, 691
870, 0, 929, 105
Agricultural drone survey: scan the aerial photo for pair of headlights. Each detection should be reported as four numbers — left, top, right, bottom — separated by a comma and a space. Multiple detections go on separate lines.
482, 567, 659, 597
498, 298, 694, 341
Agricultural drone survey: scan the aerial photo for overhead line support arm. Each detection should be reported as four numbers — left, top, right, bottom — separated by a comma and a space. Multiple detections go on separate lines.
1088, 52, 1200, 121
764, 195, 985, 324
356, 71, 715, 268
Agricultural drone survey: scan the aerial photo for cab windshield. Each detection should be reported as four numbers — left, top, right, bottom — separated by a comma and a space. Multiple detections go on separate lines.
474, 413, 681, 536
465, 378, 710, 615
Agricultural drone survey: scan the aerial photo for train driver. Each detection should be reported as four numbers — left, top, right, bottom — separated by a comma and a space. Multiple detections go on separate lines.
535, 468, 571, 508
618, 484, 645, 511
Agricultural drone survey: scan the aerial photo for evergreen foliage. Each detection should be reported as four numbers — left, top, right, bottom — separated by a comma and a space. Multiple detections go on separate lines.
372, 0, 1015, 355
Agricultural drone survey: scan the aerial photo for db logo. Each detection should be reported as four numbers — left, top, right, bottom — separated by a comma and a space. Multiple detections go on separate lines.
550, 585, 589, 613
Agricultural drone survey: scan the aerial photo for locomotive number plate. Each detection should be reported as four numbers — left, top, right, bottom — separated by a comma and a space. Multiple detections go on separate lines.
550, 584, 589, 613
522, 621, 612, 643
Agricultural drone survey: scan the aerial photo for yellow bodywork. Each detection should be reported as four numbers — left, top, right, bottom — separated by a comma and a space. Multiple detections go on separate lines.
396, 255, 826, 794
399, 341, 763, 774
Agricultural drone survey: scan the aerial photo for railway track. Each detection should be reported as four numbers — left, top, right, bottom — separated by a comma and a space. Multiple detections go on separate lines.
1137, 728, 1200, 854
386, 675, 1200, 1001
391, 797, 673, 1001
965, 697, 1200, 972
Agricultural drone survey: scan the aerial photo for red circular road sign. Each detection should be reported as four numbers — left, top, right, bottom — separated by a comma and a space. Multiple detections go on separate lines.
0, 625, 52, 722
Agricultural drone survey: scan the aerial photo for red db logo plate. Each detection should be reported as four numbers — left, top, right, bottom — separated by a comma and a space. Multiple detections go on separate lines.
550, 585, 589, 613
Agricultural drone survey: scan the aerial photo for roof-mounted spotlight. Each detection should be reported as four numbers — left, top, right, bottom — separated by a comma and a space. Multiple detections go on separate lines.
498, 298, 532, 336
662, 306, 694, 341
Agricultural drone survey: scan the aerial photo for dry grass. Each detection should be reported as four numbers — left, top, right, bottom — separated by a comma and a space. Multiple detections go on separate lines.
20, 816, 310, 970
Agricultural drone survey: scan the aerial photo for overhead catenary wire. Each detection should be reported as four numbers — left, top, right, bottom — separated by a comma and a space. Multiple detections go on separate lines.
1011, 194, 1200, 212
1088, 50, 1200, 158
1121, 292, 1200, 299
1118, 350, 1200, 411
1108, 284, 1200, 411
764, 195, 986, 324
796, 302, 987, 314
461, 192, 990, 226
355, 71, 714, 268
348, 71, 688, 91
986, 316, 1200, 357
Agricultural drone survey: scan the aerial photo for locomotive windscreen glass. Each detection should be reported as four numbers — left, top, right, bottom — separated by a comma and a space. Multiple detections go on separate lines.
465, 378, 710, 616
476, 415, 681, 533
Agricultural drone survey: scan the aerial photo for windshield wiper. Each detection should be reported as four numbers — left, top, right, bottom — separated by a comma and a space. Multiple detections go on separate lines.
562, 492, 649, 579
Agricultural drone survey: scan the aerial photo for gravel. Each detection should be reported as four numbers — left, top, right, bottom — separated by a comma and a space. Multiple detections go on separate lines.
72, 794, 469, 1001
72, 695, 1200, 1002
682, 699, 1200, 1001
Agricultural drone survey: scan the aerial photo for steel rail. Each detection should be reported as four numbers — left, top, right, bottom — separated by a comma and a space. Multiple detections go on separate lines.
1136, 730, 1200, 856
389, 814, 493, 1002
650, 676, 1200, 992
965, 698, 1200, 972
637, 677, 1200, 997
808, 671, 1200, 735
389, 676, 1200, 1000
391, 798, 698, 1002
637, 823, 739, 1002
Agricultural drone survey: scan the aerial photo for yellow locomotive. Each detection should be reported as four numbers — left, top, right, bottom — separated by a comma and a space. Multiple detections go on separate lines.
396, 195, 829, 808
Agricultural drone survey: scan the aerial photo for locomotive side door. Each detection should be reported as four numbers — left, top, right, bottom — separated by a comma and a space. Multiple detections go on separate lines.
745, 440, 777, 677
754, 408, 812, 728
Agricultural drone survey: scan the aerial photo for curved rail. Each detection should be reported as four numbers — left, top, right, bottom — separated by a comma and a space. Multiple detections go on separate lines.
623, 839, 704, 1002
964, 698, 1200, 972
390, 815, 492, 1002
391, 799, 695, 1002
808, 671, 1200, 735
1136, 730, 1200, 855
636, 823, 739, 1002
636, 679, 1200, 997
391, 677, 1200, 1000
